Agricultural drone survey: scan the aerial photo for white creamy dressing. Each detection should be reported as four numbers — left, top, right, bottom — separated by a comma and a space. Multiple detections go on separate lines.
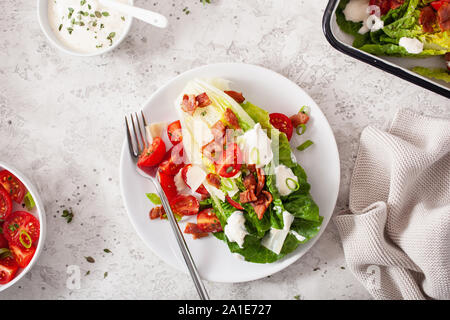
48, 0, 129, 53
238, 123, 273, 168
274, 164, 298, 196
224, 211, 248, 248
343, 0, 384, 34
399, 37, 424, 54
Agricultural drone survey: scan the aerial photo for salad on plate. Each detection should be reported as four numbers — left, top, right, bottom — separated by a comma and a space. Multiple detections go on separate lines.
137, 79, 321, 264
336, 0, 450, 82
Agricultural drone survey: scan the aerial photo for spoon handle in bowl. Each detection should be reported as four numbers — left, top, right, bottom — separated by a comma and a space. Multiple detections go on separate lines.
100, 0, 168, 28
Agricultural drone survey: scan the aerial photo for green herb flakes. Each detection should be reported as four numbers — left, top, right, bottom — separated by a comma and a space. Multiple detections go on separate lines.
61, 209, 73, 223
85, 256, 95, 263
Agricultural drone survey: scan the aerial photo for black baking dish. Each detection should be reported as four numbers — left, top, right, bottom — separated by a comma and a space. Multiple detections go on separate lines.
322, 0, 450, 99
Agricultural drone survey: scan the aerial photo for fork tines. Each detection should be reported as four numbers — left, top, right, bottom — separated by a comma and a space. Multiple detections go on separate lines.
125, 111, 149, 159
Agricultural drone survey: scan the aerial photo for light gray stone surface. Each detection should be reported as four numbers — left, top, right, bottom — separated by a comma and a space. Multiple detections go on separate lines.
0, 0, 448, 300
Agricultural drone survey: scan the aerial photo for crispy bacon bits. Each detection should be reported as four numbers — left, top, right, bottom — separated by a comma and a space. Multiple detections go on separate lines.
202, 140, 223, 162
251, 191, 273, 220
224, 108, 240, 129
256, 168, 265, 196
149, 206, 165, 220
181, 92, 212, 115
211, 120, 226, 142
437, 2, 450, 32
224, 90, 245, 103
420, 6, 437, 33
240, 189, 258, 204
184, 223, 209, 239
206, 173, 221, 189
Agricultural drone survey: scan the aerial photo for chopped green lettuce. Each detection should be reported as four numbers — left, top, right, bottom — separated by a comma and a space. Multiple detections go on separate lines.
412, 66, 450, 82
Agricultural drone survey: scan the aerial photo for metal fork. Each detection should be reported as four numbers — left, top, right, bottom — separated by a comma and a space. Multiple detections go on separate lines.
125, 111, 209, 300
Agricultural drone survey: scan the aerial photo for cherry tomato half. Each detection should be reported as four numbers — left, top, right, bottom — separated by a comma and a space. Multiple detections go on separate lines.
215, 143, 243, 178
269, 113, 294, 141
167, 120, 183, 145
0, 170, 26, 204
0, 233, 8, 249
0, 184, 13, 220
158, 172, 178, 201
181, 165, 209, 195
137, 137, 166, 170
9, 244, 36, 268
3, 211, 40, 249
170, 195, 199, 216
0, 255, 19, 285
158, 145, 185, 176
197, 208, 222, 233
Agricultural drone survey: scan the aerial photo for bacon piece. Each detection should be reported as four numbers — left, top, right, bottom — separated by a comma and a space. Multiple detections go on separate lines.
206, 173, 221, 189
243, 173, 257, 190
224, 90, 245, 103
256, 168, 265, 196
149, 206, 164, 220
211, 120, 226, 142
247, 164, 256, 173
290, 112, 310, 128
224, 108, 240, 129
250, 191, 273, 220
181, 94, 198, 115
202, 140, 222, 162
184, 223, 209, 239
369, 0, 391, 15
420, 6, 437, 33
240, 189, 258, 204
196, 92, 212, 108
437, 3, 450, 32
390, 0, 404, 10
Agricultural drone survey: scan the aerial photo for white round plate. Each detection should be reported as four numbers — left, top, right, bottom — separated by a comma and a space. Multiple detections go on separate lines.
119, 63, 340, 283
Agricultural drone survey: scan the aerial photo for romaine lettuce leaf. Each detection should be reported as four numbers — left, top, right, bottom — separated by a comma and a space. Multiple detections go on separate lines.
412, 66, 450, 82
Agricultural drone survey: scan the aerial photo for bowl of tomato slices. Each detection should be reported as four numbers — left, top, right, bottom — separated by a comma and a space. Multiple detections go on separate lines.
0, 161, 46, 291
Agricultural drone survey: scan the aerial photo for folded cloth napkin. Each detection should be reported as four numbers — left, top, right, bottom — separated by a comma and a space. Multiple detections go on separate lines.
334, 108, 450, 300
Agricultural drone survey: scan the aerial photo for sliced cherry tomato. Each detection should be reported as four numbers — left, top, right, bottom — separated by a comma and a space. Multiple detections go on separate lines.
215, 143, 243, 178
170, 195, 199, 216
167, 120, 183, 145
3, 211, 40, 249
197, 208, 222, 232
226, 195, 244, 210
269, 113, 294, 141
158, 145, 185, 176
0, 171, 26, 204
158, 172, 178, 201
181, 165, 209, 195
431, 0, 450, 11
0, 185, 13, 220
0, 232, 8, 249
0, 255, 18, 284
137, 137, 166, 170
9, 244, 36, 268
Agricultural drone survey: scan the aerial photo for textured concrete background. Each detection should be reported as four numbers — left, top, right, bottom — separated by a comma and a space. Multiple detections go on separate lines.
0, 0, 448, 300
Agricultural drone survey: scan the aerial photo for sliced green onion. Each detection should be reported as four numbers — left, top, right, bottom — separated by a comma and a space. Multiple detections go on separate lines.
250, 147, 260, 165
297, 140, 314, 151
221, 179, 234, 192
285, 178, 299, 191
0, 248, 11, 259
299, 105, 310, 114
146, 193, 161, 205
24, 192, 36, 211
19, 230, 32, 249
296, 124, 307, 136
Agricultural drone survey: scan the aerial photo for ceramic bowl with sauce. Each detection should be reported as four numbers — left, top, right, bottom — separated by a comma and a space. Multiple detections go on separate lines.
37, 0, 134, 57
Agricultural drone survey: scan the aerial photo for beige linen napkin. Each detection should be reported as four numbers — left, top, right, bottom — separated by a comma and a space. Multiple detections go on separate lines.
334, 108, 450, 300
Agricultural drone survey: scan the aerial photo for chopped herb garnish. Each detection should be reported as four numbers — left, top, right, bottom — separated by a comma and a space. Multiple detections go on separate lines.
107, 32, 116, 45
201, 111, 207, 116
68, 7, 74, 19
80, 0, 86, 5
88, 4, 92, 10
121, 16, 125, 21
58, 24, 63, 31
85, 270, 90, 275
104, 272, 108, 278
296, 140, 314, 151
102, 11, 110, 17
61, 209, 74, 223
96, 44, 103, 48
104, 249, 112, 253
85, 256, 95, 263
95, 11, 102, 18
